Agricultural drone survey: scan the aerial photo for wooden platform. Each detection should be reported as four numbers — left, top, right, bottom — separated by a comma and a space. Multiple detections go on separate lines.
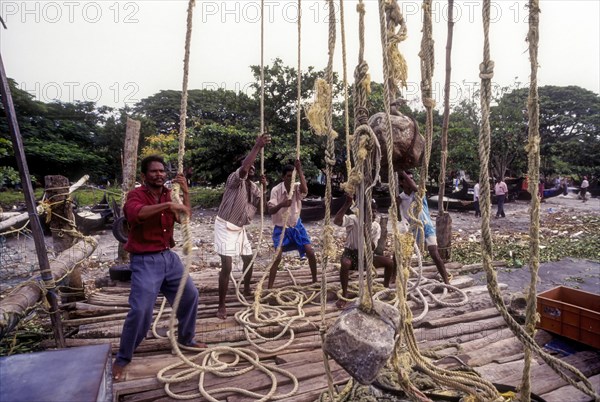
51, 262, 600, 402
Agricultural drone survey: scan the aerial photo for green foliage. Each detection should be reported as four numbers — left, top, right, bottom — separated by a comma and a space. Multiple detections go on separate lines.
2, 69, 597, 191
189, 187, 224, 208
0, 166, 20, 188
488, 84, 599, 179
452, 213, 600, 266
0, 317, 48, 356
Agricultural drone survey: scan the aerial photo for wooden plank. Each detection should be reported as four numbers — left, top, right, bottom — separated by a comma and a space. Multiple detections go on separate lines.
431, 327, 514, 357
113, 377, 161, 401
419, 307, 500, 328
499, 350, 600, 395
540, 373, 600, 402
414, 316, 507, 342
224, 361, 347, 402
436, 337, 524, 369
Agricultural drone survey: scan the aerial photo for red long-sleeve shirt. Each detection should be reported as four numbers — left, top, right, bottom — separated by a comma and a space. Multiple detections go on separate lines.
123, 186, 176, 254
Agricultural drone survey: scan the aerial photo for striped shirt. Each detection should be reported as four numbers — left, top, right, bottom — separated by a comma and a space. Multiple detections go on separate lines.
217, 167, 262, 227
268, 182, 307, 227
341, 214, 381, 250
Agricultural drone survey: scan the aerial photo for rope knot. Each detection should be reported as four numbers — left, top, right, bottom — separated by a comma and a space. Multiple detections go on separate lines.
479, 60, 495, 79
355, 107, 369, 126
422, 97, 436, 109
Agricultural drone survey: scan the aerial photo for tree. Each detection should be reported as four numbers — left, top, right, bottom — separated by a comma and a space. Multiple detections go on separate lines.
489, 85, 599, 179
133, 88, 259, 134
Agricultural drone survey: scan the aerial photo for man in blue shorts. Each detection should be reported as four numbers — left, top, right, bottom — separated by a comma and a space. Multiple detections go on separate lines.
397, 170, 450, 284
267, 159, 317, 288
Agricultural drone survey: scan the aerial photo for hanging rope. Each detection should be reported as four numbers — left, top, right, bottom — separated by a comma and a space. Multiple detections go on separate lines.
154, 2, 302, 399
520, 1, 541, 399
339, 0, 352, 178
475, 1, 598, 399
304, 0, 338, 399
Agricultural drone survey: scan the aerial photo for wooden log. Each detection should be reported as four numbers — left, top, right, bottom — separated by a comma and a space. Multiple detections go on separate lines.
0, 237, 97, 338
46, 175, 78, 253
117, 117, 141, 262
436, 211, 452, 261
46, 174, 84, 302
0, 211, 28, 231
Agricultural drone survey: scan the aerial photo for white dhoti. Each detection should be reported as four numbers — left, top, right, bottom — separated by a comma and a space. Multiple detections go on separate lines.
214, 216, 252, 257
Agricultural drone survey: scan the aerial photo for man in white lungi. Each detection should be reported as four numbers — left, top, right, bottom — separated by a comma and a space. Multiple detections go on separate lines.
214, 134, 270, 319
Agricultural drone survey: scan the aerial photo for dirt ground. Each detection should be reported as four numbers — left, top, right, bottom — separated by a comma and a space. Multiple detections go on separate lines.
0, 192, 598, 297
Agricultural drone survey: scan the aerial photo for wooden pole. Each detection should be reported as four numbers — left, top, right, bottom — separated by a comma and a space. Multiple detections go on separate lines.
117, 117, 141, 262
0, 53, 65, 347
436, 0, 455, 261
46, 174, 83, 301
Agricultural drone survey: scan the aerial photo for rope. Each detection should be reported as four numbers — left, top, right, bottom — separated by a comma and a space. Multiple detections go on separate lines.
156, 3, 299, 399
304, 0, 339, 399
521, 1, 541, 398
475, 1, 598, 399
339, 0, 352, 179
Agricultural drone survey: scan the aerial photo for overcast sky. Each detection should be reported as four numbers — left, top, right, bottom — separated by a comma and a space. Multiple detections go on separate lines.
1, 0, 598, 111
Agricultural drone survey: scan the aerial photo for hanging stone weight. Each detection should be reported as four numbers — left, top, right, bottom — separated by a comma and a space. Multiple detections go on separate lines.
324, 300, 400, 385
368, 110, 424, 181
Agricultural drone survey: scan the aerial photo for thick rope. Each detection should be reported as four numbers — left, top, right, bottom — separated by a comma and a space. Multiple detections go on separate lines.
156, 2, 301, 399
339, 0, 352, 179
520, 1, 542, 399
304, 0, 338, 399
476, 1, 599, 399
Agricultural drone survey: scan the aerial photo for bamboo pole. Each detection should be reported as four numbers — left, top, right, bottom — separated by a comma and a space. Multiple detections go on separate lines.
0, 53, 66, 347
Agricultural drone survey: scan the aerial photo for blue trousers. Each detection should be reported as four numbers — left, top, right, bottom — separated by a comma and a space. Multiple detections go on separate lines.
115, 250, 198, 366
496, 194, 506, 217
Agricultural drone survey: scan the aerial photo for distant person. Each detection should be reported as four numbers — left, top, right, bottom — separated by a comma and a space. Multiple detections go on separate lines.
397, 170, 450, 284
580, 176, 589, 202
214, 134, 270, 320
112, 155, 203, 382
266, 159, 317, 289
333, 194, 395, 309
538, 179, 545, 202
473, 180, 481, 218
494, 177, 508, 218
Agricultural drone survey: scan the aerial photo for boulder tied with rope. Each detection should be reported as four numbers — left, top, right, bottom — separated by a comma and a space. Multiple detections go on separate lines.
368, 109, 424, 180
323, 300, 400, 385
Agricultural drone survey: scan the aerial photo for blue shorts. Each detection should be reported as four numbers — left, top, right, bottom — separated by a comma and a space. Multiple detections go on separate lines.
272, 218, 311, 258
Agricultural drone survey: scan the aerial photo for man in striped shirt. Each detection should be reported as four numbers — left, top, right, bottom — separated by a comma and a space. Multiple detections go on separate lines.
214, 134, 270, 320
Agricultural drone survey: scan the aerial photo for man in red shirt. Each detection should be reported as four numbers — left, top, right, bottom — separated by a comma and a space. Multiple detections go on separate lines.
112, 155, 203, 381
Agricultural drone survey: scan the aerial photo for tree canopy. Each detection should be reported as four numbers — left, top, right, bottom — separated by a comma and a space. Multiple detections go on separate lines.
1, 67, 598, 189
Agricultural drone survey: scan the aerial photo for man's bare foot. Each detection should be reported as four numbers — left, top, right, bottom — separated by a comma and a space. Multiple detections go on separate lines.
112, 362, 126, 382
335, 299, 347, 309
216, 305, 227, 320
